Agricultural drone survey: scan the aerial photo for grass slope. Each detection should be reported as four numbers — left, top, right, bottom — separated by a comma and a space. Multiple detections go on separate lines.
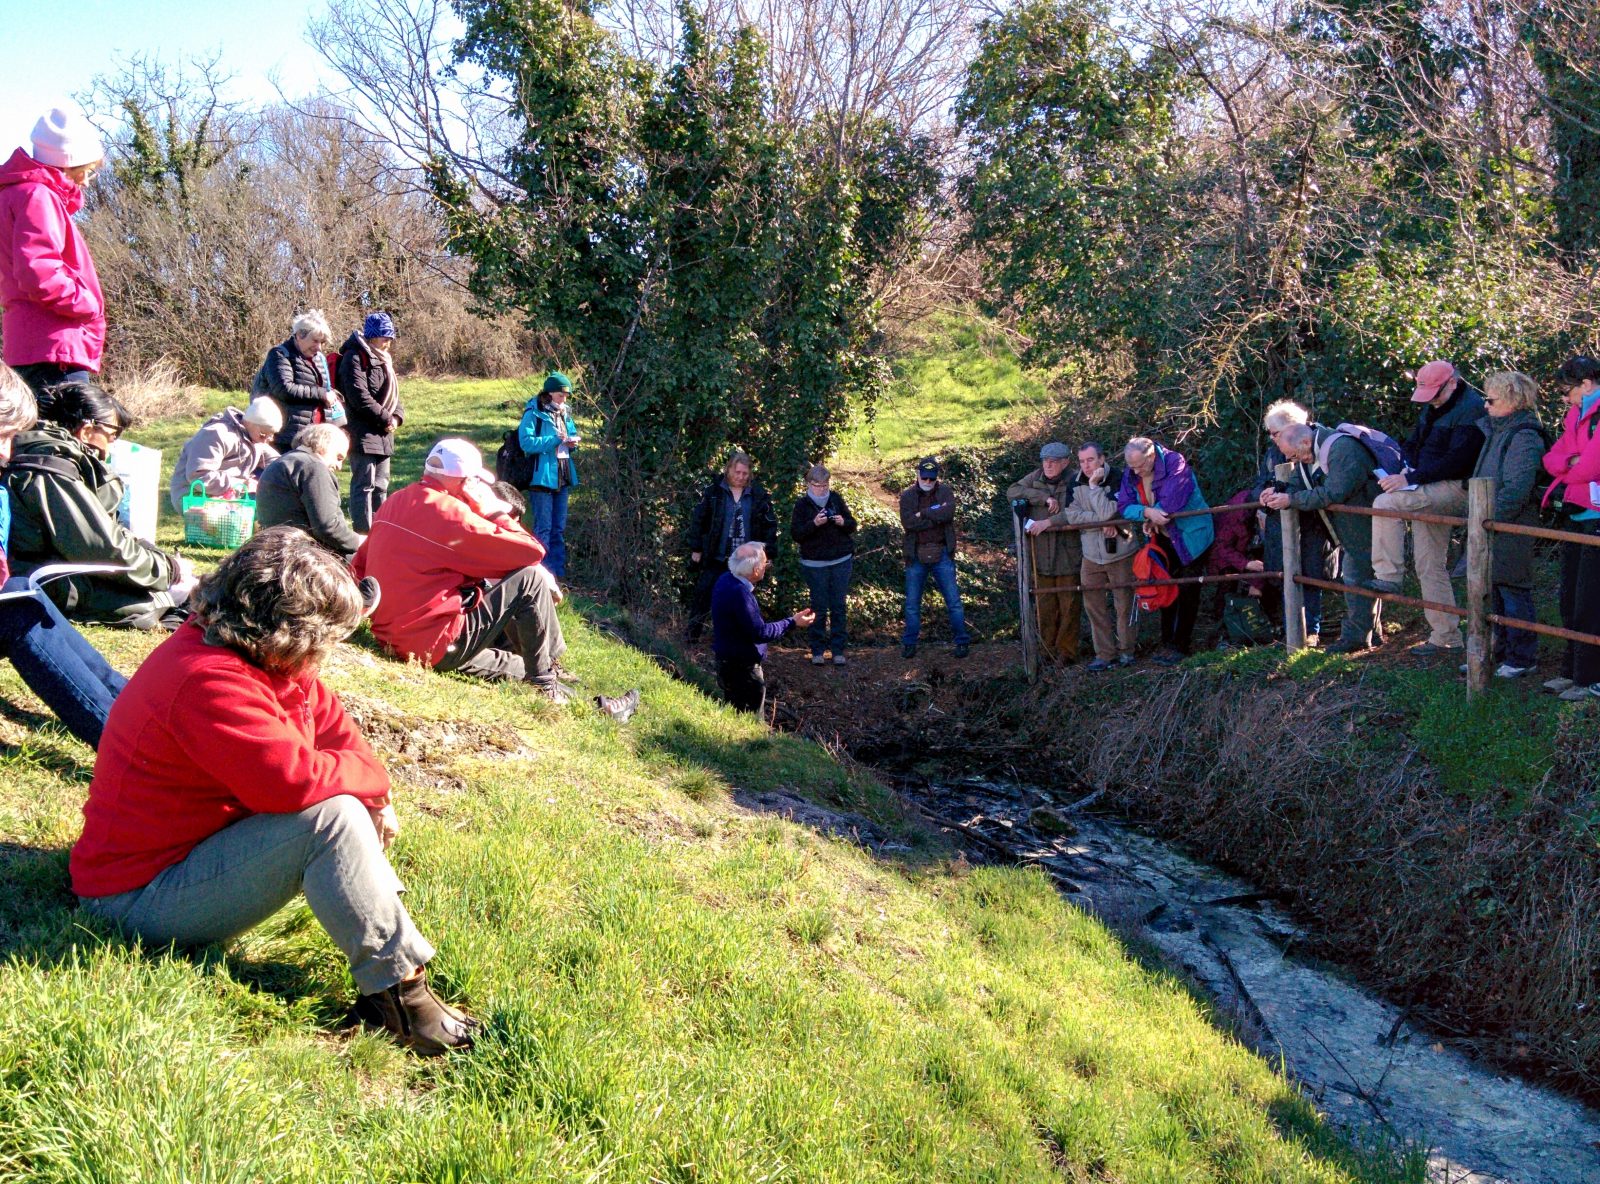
0, 389, 1423, 1181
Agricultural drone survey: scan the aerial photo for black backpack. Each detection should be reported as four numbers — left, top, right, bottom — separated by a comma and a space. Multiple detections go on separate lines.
495, 430, 537, 488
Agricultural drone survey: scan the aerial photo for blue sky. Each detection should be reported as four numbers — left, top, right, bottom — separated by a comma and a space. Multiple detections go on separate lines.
0, 0, 337, 157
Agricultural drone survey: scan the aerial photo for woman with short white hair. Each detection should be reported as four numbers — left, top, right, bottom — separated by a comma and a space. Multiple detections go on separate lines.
253, 423, 365, 560
254, 309, 342, 453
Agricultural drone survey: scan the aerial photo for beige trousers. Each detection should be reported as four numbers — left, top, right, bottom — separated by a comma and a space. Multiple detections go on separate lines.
1371, 480, 1466, 647
1080, 554, 1137, 661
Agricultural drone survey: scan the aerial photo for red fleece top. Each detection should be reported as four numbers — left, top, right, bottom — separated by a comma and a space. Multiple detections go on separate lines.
70, 620, 391, 898
352, 478, 546, 664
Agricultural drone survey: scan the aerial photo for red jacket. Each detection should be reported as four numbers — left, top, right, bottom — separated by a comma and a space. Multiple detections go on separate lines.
70, 620, 390, 898
1542, 397, 1600, 515
352, 477, 546, 664
0, 148, 104, 371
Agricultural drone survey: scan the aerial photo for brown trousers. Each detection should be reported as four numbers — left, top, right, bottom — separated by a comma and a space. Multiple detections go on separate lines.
1080, 554, 1137, 661
1035, 573, 1082, 661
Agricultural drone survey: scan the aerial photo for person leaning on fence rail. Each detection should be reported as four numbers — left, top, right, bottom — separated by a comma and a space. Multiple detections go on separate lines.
337, 311, 404, 535
1062, 441, 1136, 671
1540, 355, 1600, 701
789, 463, 857, 666
0, 363, 126, 747
899, 456, 971, 660
711, 542, 814, 715
70, 526, 480, 1056
686, 450, 777, 643
255, 310, 341, 454
1258, 399, 1327, 646
1261, 423, 1384, 654
1366, 360, 1485, 655
1465, 371, 1548, 680
1, 381, 197, 628
0, 104, 106, 405
254, 423, 365, 562
168, 397, 282, 512
1117, 437, 1214, 665
1008, 442, 1085, 665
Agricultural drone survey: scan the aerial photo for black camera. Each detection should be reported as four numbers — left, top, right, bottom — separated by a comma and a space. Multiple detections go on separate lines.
1266, 478, 1288, 494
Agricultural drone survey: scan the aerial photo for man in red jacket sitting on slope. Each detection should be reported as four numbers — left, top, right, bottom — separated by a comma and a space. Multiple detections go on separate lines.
353, 437, 570, 702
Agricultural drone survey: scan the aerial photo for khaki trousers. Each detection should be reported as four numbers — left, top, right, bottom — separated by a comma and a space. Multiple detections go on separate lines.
1035, 573, 1082, 662
1371, 481, 1466, 647
1081, 554, 1137, 661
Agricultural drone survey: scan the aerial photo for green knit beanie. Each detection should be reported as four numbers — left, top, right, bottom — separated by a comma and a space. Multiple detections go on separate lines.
542, 371, 573, 394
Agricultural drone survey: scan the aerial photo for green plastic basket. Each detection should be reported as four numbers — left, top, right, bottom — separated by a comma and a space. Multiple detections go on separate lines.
180, 480, 257, 549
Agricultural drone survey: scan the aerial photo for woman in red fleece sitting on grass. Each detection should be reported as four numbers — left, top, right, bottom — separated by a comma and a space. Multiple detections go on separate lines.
70, 526, 478, 1055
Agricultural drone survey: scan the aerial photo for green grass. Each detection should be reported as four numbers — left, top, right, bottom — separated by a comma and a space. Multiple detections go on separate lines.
838, 312, 1058, 466
0, 383, 1427, 1181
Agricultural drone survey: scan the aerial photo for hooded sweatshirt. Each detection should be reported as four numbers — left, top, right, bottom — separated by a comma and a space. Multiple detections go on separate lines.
0, 148, 105, 371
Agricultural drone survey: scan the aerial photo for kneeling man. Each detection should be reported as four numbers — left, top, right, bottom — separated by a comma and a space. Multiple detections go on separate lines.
712, 542, 814, 715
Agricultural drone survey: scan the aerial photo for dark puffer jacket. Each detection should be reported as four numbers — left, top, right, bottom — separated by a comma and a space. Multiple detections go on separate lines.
687, 480, 777, 569
1402, 382, 1486, 487
255, 338, 331, 453
1, 422, 177, 625
1471, 410, 1547, 588
789, 491, 857, 563
336, 331, 403, 456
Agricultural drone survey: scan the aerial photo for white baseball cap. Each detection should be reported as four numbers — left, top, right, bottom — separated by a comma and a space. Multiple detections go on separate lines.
30, 103, 104, 170
424, 438, 487, 481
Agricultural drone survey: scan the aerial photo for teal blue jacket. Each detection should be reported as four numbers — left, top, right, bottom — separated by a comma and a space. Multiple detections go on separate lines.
516, 399, 580, 490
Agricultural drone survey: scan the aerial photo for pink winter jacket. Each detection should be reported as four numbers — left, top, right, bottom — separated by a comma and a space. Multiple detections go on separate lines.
1541, 397, 1600, 516
0, 148, 104, 371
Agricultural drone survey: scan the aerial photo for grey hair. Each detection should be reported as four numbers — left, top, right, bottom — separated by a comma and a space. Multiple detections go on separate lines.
292, 308, 332, 342
1124, 436, 1156, 458
727, 541, 767, 580
1263, 400, 1311, 431
1279, 423, 1315, 453
192, 526, 363, 675
806, 463, 830, 484
293, 423, 348, 459
0, 364, 39, 438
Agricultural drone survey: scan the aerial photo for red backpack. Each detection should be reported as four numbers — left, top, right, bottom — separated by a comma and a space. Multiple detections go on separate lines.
1131, 541, 1178, 611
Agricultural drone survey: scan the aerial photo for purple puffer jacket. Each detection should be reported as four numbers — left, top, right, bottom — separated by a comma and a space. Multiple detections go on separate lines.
1115, 445, 1216, 566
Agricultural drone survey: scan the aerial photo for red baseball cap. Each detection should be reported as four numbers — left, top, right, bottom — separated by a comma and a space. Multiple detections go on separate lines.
1412, 360, 1457, 402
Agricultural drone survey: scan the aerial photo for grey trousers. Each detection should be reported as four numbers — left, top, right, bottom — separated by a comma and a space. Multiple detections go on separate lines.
432, 565, 567, 682
80, 796, 434, 996
349, 452, 392, 534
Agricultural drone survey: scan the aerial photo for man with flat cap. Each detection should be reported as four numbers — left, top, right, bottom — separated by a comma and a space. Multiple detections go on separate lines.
1008, 442, 1084, 664
899, 456, 970, 659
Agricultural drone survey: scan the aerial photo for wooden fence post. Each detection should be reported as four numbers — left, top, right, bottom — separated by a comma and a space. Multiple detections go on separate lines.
1015, 513, 1039, 682
1277, 462, 1306, 654
1465, 477, 1494, 697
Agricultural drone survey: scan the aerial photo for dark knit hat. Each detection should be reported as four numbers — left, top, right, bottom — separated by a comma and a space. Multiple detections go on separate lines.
543, 371, 573, 395
363, 311, 396, 339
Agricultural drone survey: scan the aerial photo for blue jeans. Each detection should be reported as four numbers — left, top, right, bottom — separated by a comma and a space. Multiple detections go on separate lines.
528, 485, 570, 579
0, 579, 127, 748
801, 558, 852, 655
903, 553, 969, 646
1492, 585, 1538, 669
1264, 514, 1325, 635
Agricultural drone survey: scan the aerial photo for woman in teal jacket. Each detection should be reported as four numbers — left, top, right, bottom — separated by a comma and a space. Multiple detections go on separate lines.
516, 372, 580, 578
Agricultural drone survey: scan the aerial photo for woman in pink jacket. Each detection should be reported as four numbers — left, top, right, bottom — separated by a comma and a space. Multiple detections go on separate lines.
0, 105, 105, 405
1541, 355, 1600, 700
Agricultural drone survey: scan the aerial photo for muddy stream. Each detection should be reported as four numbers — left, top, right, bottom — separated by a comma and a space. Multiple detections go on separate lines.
901, 776, 1600, 1183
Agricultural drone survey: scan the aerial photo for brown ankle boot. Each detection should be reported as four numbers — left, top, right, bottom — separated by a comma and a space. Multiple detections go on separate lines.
355, 969, 478, 1055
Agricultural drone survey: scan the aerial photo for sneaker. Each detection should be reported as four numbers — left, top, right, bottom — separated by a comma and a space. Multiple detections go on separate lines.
1118, 653, 1137, 667
953, 643, 971, 659
1495, 663, 1535, 679
832, 654, 848, 666
353, 968, 478, 1056
1151, 647, 1185, 667
1558, 684, 1599, 702
1544, 677, 1575, 694
1409, 642, 1458, 658
1085, 658, 1113, 673
902, 643, 917, 659
1362, 578, 1403, 595
811, 653, 826, 666
1304, 633, 1320, 648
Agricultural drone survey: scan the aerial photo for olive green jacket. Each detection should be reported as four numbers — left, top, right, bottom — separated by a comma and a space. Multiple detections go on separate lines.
1007, 467, 1084, 577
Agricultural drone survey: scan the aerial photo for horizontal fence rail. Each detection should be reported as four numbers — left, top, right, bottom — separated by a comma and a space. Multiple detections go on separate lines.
1012, 472, 1600, 693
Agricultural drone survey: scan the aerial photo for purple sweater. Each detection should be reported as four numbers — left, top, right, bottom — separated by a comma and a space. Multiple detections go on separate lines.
710, 571, 794, 662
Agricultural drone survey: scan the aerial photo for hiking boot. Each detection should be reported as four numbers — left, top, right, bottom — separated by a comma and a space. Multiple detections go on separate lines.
1304, 633, 1320, 648
1151, 647, 1185, 667
1085, 658, 1113, 673
1117, 653, 1137, 667
811, 653, 826, 666
1361, 578, 1403, 596
354, 968, 478, 1056
1409, 642, 1457, 658
953, 643, 971, 659
551, 662, 580, 685
530, 675, 572, 705
1324, 638, 1368, 655
832, 654, 848, 666
902, 643, 917, 659
1558, 683, 1600, 702
1544, 676, 1575, 694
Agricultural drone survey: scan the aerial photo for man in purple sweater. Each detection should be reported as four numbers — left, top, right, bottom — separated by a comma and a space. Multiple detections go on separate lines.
711, 542, 815, 715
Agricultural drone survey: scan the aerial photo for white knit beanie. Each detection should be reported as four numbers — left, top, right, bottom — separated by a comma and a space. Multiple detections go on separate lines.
243, 397, 285, 431
30, 104, 104, 170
